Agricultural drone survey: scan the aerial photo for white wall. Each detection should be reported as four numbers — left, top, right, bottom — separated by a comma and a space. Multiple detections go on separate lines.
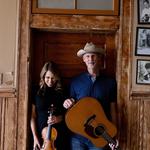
0, 0, 19, 87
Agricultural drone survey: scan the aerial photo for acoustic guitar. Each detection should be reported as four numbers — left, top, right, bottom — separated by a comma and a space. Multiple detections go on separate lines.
65, 97, 120, 149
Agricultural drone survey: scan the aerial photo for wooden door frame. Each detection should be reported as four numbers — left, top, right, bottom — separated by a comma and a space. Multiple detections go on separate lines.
17, 0, 133, 150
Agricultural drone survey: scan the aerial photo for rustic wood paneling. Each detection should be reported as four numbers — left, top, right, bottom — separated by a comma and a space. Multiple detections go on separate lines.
129, 100, 144, 150
31, 15, 120, 31
0, 97, 17, 150
31, 31, 117, 89
143, 101, 150, 150
128, 100, 150, 150
116, 0, 132, 149
1, 0, 150, 150
0, 89, 16, 98
16, 0, 30, 149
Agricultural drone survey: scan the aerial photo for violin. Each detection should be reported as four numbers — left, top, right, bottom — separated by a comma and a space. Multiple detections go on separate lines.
41, 105, 57, 150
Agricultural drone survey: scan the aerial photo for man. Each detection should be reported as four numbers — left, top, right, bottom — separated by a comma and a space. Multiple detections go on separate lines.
63, 42, 118, 150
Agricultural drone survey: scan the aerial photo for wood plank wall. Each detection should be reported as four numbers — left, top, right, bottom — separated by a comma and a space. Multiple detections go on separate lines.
0, 96, 17, 150
1, 0, 150, 150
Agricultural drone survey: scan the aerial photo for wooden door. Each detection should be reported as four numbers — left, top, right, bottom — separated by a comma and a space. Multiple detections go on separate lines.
30, 29, 117, 92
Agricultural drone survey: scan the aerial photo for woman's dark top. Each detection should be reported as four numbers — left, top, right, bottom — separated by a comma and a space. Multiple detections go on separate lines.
33, 86, 66, 133
32, 85, 70, 150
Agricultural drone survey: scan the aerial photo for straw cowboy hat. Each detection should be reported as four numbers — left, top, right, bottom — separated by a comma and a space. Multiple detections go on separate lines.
77, 42, 105, 57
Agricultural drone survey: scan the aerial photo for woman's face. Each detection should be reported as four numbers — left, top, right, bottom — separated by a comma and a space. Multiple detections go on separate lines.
44, 70, 57, 87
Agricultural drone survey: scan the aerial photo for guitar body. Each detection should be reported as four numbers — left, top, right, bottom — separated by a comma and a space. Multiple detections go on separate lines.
65, 97, 117, 148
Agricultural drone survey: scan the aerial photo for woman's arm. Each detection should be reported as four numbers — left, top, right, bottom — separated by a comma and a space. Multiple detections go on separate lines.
30, 104, 41, 149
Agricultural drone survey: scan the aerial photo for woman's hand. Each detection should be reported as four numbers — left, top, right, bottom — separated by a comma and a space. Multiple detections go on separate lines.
63, 98, 75, 109
47, 115, 63, 124
33, 136, 41, 150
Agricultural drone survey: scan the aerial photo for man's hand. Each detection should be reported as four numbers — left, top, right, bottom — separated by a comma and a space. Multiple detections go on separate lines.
109, 140, 119, 150
63, 98, 75, 109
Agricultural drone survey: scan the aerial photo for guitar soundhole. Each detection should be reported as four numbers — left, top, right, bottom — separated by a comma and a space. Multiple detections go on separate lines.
84, 125, 98, 138
94, 125, 105, 136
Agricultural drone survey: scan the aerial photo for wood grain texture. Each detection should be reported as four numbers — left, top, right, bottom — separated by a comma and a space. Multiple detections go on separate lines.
31, 14, 120, 31
0, 97, 17, 150
31, 31, 117, 88
1, 0, 150, 150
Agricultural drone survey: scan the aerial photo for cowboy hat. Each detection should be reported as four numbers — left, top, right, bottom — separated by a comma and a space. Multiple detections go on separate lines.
77, 42, 105, 57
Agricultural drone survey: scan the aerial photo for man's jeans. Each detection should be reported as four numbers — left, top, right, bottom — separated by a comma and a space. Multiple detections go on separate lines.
71, 135, 103, 150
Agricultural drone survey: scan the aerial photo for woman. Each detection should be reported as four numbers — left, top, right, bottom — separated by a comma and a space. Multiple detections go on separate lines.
30, 61, 70, 150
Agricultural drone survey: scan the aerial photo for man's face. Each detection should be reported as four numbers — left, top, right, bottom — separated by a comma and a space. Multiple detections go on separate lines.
144, 2, 149, 8
82, 53, 102, 69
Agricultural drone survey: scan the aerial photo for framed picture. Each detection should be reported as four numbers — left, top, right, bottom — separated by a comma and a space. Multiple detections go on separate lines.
136, 59, 150, 84
135, 27, 150, 56
138, 0, 150, 24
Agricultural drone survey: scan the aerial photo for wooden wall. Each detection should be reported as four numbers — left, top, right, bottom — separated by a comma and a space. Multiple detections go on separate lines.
1, 0, 150, 150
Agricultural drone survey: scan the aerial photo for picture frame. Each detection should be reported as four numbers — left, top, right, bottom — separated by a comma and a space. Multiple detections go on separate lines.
135, 27, 150, 56
32, 0, 119, 15
136, 59, 150, 84
138, 0, 150, 24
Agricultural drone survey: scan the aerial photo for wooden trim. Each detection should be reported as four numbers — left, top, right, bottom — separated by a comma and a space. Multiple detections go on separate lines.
32, 0, 119, 16
131, 91, 150, 99
131, 91, 150, 100
30, 14, 120, 30
0, 88, 17, 97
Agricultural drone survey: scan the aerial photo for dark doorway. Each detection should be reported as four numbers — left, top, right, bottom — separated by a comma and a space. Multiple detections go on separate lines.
28, 29, 117, 149
30, 29, 117, 90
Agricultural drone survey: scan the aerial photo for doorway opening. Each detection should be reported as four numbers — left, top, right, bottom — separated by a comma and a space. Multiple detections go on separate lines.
28, 29, 117, 149
30, 29, 116, 88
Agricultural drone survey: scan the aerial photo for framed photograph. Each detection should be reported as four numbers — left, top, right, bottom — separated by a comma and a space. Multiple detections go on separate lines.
136, 59, 150, 84
138, 0, 150, 24
135, 27, 150, 56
